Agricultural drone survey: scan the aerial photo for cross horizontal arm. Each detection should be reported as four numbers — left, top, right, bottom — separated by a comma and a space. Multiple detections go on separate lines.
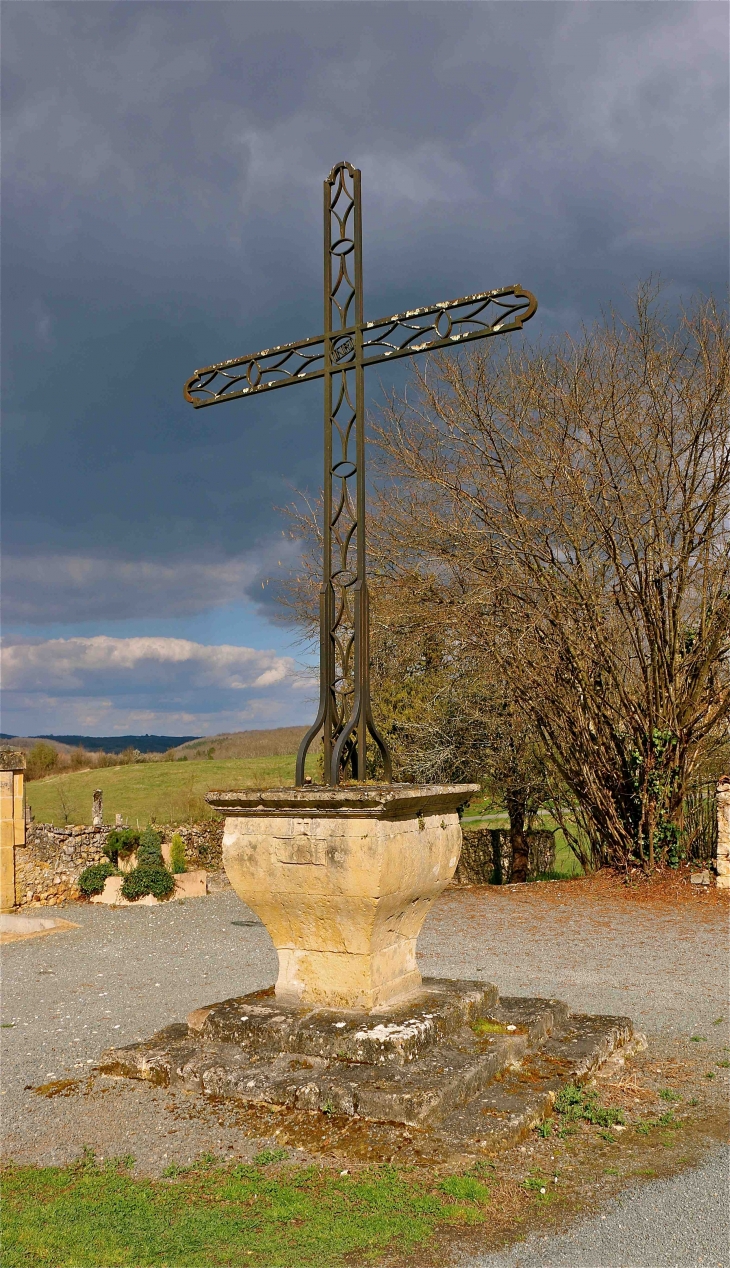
360, 285, 537, 367
184, 330, 327, 408
183, 286, 536, 409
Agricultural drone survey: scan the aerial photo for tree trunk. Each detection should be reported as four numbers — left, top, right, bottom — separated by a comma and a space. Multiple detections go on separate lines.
505, 788, 529, 883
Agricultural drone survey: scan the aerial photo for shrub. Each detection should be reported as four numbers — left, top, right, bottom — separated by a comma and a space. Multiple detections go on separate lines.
137, 827, 164, 867
26, 742, 59, 781
78, 861, 115, 897
120, 865, 175, 901
103, 828, 139, 865
169, 833, 186, 874
69, 746, 87, 771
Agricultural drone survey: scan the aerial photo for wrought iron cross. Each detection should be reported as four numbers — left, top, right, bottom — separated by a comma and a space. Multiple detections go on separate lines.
184, 161, 537, 787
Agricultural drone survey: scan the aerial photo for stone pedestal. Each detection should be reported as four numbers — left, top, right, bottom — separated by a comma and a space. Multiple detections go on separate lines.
206, 784, 478, 1011
0, 749, 26, 913
103, 782, 639, 1153
102, 978, 637, 1147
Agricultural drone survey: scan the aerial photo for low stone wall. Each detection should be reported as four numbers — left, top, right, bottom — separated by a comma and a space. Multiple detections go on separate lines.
454, 827, 556, 886
14, 820, 225, 907
15, 824, 107, 907
167, 821, 224, 871
717, 777, 730, 891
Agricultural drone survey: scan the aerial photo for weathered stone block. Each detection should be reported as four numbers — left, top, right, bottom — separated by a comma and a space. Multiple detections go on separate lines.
208, 784, 478, 1011
173, 869, 207, 898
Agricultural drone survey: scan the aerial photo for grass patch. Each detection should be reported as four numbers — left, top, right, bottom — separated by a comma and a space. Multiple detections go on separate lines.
25, 754, 316, 827
471, 1019, 511, 1036
0, 1155, 491, 1268
635, 1112, 682, 1137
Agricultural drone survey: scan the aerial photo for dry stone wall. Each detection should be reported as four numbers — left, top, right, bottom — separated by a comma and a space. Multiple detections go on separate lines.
717, 776, 730, 891
14, 820, 225, 907
454, 827, 556, 886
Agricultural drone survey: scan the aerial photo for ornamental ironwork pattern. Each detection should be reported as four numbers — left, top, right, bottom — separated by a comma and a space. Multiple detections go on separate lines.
183, 287, 536, 409
184, 161, 538, 785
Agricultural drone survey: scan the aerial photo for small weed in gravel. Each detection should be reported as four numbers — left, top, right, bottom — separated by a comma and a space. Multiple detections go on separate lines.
553, 1084, 625, 1128
635, 1111, 681, 1137
253, 1148, 288, 1167
523, 1175, 551, 1203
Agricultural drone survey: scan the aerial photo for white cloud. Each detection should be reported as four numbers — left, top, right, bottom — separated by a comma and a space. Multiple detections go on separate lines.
1, 635, 315, 737
1, 635, 299, 693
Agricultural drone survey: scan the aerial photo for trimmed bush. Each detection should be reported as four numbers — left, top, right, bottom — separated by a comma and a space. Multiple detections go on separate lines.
169, 833, 186, 874
137, 826, 164, 867
103, 828, 140, 864
78, 861, 115, 897
120, 865, 175, 902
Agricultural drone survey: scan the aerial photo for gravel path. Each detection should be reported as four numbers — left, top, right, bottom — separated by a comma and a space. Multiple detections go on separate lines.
1, 880, 728, 1265
419, 885, 729, 1040
465, 1144, 730, 1268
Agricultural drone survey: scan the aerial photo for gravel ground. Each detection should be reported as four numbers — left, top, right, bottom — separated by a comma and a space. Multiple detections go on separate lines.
1, 879, 728, 1265
419, 884, 729, 1040
465, 1144, 730, 1268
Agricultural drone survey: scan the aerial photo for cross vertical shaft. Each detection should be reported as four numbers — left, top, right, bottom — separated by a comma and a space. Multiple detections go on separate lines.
296, 162, 391, 786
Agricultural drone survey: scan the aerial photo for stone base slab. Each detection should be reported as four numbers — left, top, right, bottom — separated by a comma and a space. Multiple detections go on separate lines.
91, 870, 208, 906
100, 977, 635, 1147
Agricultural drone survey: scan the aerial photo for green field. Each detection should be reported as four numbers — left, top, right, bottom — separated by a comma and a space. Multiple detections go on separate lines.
26, 754, 315, 827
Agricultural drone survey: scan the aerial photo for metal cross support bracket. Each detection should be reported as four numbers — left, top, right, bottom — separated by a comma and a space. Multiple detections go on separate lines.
184, 162, 537, 787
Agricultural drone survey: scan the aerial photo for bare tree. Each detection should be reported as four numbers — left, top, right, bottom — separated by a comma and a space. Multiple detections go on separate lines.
56, 780, 72, 826
371, 285, 730, 870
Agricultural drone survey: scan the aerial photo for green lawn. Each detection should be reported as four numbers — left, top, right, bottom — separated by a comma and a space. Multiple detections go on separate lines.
26, 754, 315, 827
1, 1154, 490, 1268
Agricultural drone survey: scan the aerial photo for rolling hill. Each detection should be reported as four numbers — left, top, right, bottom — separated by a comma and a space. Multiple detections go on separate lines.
25, 751, 316, 827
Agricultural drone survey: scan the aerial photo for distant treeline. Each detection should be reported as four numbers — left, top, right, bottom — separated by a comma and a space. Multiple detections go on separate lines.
0, 734, 199, 755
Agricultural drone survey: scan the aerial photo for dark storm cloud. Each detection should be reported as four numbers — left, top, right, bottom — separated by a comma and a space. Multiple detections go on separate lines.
2, 1, 728, 622
1, 544, 300, 624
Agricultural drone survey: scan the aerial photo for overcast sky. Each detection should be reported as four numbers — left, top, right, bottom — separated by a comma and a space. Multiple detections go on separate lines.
2, 1, 728, 738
